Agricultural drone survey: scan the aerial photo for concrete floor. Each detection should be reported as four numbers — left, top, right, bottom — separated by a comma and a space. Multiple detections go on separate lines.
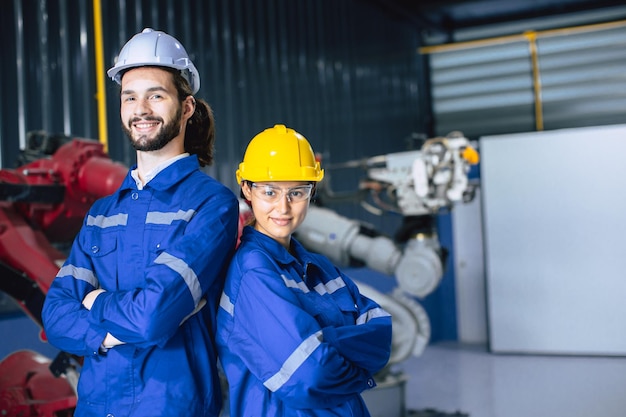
4, 315, 626, 417
400, 342, 626, 417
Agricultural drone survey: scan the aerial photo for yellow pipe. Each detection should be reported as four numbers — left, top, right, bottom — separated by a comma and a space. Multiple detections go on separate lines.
525, 31, 544, 131
93, 0, 109, 152
419, 19, 626, 55
420, 33, 528, 54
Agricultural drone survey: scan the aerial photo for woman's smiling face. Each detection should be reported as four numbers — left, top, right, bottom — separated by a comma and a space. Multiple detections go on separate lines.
242, 181, 312, 249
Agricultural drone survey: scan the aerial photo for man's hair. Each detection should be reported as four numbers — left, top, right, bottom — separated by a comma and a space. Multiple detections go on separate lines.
168, 68, 216, 167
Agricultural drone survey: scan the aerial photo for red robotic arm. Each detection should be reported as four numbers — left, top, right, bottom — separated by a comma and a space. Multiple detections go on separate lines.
0, 132, 250, 417
0, 133, 127, 328
0, 133, 128, 417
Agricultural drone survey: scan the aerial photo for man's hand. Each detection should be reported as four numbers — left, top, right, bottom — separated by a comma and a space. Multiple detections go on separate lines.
103, 332, 125, 348
82, 289, 106, 310
81, 289, 125, 350
86, 290, 204, 351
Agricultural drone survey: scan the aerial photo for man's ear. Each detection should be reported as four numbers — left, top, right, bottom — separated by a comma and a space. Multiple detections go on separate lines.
183, 95, 196, 120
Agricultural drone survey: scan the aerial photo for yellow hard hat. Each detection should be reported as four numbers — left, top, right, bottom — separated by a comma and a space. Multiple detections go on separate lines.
236, 124, 324, 183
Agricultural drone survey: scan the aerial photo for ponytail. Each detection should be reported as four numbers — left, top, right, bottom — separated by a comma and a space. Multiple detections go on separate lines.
185, 98, 215, 167
169, 68, 216, 167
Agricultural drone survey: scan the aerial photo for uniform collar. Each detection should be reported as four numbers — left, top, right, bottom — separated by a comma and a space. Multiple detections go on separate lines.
241, 226, 315, 266
120, 154, 200, 191
131, 153, 190, 189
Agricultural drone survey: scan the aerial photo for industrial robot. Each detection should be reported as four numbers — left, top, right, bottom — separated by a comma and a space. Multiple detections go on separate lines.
0, 131, 478, 416
291, 132, 479, 415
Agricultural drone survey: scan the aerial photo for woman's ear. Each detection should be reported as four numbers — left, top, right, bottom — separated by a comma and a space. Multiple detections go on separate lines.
241, 181, 252, 201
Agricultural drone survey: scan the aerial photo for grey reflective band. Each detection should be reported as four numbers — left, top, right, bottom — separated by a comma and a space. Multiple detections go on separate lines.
313, 276, 345, 296
220, 292, 234, 316
57, 264, 99, 287
87, 213, 128, 228
357, 307, 391, 325
264, 330, 323, 392
281, 274, 310, 293
146, 209, 196, 225
154, 252, 202, 304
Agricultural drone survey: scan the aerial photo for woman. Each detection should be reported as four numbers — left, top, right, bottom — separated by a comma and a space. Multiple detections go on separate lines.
216, 124, 392, 416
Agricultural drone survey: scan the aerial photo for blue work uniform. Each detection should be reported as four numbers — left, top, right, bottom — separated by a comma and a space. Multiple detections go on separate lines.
216, 226, 392, 417
42, 155, 239, 417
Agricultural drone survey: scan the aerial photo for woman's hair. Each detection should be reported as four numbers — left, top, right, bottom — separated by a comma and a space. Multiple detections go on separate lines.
170, 68, 216, 167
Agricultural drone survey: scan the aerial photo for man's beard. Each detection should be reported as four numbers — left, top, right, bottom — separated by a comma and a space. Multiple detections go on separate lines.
122, 106, 183, 152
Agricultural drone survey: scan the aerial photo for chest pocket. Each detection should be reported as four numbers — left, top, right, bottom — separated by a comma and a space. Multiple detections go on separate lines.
80, 229, 118, 289
81, 229, 118, 257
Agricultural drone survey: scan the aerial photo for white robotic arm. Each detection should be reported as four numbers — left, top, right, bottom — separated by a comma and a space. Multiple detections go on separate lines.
295, 131, 479, 365
295, 205, 443, 299
298, 131, 478, 299
295, 205, 439, 364
363, 131, 479, 216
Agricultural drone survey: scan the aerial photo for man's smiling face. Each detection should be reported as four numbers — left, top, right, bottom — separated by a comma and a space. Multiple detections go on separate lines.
119, 66, 184, 152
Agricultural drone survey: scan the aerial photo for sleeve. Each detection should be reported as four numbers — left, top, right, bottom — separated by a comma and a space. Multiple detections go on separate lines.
87, 190, 239, 348
225, 261, 376, 410
321, 271, 392, 375
42, 222, 110, 357
43, 188, 239, 355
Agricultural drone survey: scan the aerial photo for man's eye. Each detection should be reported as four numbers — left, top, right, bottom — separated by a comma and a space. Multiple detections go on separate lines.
263, 188, 277, 196
289, 191, 303, 198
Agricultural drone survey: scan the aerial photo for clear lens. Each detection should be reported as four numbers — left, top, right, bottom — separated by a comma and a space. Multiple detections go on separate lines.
250, 183, 313, 203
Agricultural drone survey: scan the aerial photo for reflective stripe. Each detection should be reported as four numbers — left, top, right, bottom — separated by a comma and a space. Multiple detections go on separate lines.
280, 274, 309, 293
146, 209, 196, 225
356, 307, 391, 325
57, 264, 99, 288
313, 276, 345, 296
87, 213, 128, 228
154, 252, 202, 304
264, 330, 323, 392
220, 292, 234, 316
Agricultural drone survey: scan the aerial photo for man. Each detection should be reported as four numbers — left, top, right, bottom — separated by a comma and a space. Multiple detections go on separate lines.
42, 28, 239, 417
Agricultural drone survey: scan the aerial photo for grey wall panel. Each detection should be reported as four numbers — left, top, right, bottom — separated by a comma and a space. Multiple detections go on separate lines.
481, 125, 626, 355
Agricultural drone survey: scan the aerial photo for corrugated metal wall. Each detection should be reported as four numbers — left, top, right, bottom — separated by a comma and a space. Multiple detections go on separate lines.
1, 0, 442, 338
1, 0, 97, 167
1, 0, 423, 203
426, 21, 626, 138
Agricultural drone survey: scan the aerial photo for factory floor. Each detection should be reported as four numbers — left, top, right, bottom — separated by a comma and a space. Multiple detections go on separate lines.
400, 342, 626, 417
3, 315, 626, 417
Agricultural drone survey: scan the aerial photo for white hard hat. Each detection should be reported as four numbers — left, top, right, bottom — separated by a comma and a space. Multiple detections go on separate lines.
107, 28, 200, 94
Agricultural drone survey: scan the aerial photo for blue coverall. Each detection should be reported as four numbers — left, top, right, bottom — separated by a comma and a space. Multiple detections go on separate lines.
42, 155, 239, 417
216, 226, 393, 417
